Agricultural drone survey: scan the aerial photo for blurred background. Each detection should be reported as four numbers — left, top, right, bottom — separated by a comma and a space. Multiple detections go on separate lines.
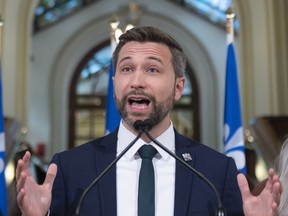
1, 0, 288, 215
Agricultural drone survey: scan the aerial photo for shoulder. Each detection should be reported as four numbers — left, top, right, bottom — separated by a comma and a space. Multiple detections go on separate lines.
175, 130, 228, 161
174, 129, 238, 175
51, 130, 118, 163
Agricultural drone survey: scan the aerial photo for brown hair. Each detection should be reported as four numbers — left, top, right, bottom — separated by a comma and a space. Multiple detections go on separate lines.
112, 26, 186, 78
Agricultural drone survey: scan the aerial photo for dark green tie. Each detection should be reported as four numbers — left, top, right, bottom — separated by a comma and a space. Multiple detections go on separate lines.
138, 145, 158, 216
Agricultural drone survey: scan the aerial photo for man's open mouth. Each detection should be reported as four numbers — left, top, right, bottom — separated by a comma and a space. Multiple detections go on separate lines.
128, 97, 151, 109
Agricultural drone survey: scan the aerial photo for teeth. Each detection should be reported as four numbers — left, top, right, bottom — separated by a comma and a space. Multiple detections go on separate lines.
131, 103, 148, 109
131, 98, 145, 102
128, 97, 150, 106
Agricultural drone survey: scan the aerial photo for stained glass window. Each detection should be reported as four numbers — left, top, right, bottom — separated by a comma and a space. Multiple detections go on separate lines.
169, 0, 239, 31
34, 0, 101, 32
34, 0, 238, 32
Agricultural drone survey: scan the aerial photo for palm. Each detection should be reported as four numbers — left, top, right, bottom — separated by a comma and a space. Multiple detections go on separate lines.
16, 151, 57, 216
20, 176, 52, 215
242, 190, 275, 215
237, 169, 281, 216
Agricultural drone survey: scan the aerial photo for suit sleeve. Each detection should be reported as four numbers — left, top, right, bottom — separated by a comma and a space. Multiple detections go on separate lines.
49, 154, 67, 216
222, 157, 244, 216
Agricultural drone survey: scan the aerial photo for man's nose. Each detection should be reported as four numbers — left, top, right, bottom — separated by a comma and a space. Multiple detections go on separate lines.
130, 71, 145, 89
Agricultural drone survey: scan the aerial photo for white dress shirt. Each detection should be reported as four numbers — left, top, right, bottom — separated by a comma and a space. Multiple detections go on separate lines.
116, 121, 176, 216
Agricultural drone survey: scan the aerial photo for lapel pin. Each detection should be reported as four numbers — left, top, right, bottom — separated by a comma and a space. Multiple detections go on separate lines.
182, 153, 192, 161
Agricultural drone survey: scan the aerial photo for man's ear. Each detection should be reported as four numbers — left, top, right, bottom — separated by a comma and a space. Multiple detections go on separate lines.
174, 77, 185, 100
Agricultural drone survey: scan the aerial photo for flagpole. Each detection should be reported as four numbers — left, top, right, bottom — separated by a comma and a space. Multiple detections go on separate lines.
0, 15, 3, 60
226, 7, 235, 44
0, 14, 7, 216
105, 17, 122, 134
109, 15, 121, 53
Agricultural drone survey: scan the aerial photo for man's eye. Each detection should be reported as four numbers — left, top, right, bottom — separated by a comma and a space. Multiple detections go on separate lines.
148, 68, 158, 73
122, 67, 132, 72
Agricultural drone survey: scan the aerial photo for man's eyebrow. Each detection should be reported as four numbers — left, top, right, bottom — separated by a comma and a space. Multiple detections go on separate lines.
147, 56, 163, 64
117, 56, 164, 65
118, 56, 131, 65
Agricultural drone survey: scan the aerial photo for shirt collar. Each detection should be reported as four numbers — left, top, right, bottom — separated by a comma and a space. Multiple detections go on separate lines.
117, 120, 175, 161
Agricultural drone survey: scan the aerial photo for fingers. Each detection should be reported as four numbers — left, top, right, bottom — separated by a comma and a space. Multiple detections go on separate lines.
264, 168, 277, 193
268, 168, 280, 185
237, 173, 251, 200
271, 202, 279, 216
268, 168, 276, 182
267, 168, 281, 194
16, 172, 28, 209
22, 151, 31, 164
266, 168, 282, 213
16, 151, 32, 210
44, 163, 57, 190
17, 187, 26, 208
16, 151, 31, 180
16, 171, 27, 193
272, 176, 281, 208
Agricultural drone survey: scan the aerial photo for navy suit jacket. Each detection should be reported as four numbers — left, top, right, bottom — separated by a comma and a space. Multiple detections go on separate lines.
50, 129, 244, 216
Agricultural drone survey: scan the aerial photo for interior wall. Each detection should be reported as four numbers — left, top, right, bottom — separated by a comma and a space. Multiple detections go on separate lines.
236, 0, 288, 127
273, 0, 288, 113
1, 0, 288, 159
0, 0, 38, 127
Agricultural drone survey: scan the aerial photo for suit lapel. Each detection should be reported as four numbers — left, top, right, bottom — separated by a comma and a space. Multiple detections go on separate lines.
95, 130, 118, 216
174, 131, 196, 216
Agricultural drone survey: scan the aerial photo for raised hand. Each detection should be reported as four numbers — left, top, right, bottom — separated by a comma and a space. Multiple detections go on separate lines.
16, 151, 57, 216
237, 169, 281, 216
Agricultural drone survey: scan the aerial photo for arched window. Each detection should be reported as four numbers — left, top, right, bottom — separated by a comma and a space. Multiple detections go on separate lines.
69, 41, 199, 148
33, 0, 233, 148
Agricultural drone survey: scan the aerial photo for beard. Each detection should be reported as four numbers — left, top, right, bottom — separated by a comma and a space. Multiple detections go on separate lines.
115, 88, 176, 130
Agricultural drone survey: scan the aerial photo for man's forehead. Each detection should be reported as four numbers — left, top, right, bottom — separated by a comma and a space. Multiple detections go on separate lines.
118, 41, 172, 59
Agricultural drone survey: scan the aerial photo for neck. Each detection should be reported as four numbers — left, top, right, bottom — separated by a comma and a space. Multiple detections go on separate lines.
123, 118, 171, 143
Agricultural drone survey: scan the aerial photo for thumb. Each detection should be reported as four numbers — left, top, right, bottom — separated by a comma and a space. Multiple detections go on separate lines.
237, 173, 251, 200
44, 163, 57, 190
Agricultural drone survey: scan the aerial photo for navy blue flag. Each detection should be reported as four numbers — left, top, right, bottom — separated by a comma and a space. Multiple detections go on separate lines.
223, 42, 246, 174
105, 60, 120, 134
0, 62, 7, 216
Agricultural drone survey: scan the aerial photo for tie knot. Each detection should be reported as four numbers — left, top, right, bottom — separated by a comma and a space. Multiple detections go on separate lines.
138, 145, 158, 159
